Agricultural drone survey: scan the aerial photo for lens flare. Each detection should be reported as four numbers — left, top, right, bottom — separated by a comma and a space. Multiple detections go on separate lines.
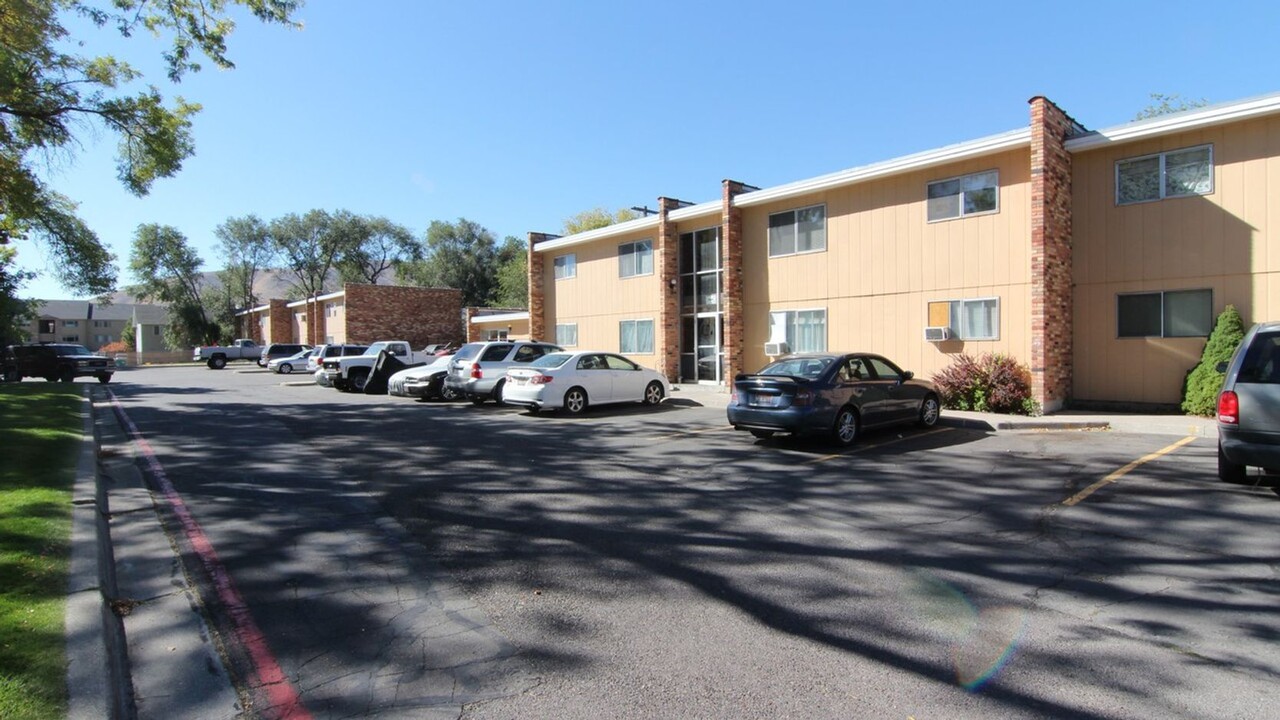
903, 569, 1026, 691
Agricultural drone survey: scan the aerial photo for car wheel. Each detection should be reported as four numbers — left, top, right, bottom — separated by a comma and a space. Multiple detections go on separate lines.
1218, 442, 1247, 484
563, 387, 588, 415
918, 394, 941, 427
97, 373, 111, 384
209, 355, 227, 370
492, 379, 506, 405
279, 363, 293, 374
439, 382, 459, 402
643, 381, 665, 405
831, 407, 859, 447
749, 429, 774, 439
59, 367, 75, 383
349, 369, 370, 392
257, 359, 267, 368
2, 368, 18, 383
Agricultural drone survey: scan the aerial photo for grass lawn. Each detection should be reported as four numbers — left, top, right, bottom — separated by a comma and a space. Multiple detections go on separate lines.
0, 383, 84, 720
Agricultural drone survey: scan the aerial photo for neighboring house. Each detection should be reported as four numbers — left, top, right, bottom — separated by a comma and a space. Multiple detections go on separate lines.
527, 91, 1280, 410
236, 283, 463, 349
466, 308, 530, 342
27, 301, 170, 352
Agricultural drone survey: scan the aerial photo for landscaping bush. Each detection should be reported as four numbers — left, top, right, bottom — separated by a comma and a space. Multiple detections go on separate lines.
932, 353, 1039, 415
1182, 305, 1246, 417
98, 341, 130, 355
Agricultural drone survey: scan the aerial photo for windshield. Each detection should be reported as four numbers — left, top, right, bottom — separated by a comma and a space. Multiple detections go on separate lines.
53, 345, 95, 356
758, 357, 833, 379
530, 353, 572, 369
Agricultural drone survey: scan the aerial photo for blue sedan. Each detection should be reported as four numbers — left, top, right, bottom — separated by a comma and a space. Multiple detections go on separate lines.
726, 353, 941, 446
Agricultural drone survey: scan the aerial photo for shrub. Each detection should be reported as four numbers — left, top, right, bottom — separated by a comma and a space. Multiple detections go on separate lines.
932, 353, 1038, 415
98, 341, 130, 355
1181, 305, 1246, 417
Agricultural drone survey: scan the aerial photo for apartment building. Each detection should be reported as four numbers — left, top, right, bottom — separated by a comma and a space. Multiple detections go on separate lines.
237, 283, 464, 349
28, 301, 170, 352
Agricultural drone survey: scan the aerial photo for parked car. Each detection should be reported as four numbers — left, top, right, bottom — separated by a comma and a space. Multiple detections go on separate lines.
306, 343, 368, 375
726, 352, 940, 446
503, 351, 669, 414
259, 342, 311, 368
1217, 321, 1280, 482
388, 354, 457, 399
323, 341, 440, 392
193, 338, 260, 369
268, 348, 316, 374
1, 342, 114, 383
444, 340, 564, 405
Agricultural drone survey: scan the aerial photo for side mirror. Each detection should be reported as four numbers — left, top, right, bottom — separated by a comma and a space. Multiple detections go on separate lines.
903, 370, 914, 381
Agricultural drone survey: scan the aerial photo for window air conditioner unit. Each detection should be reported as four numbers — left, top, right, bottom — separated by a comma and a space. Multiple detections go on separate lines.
924, 326, 952, 342
764, 342, 789, 356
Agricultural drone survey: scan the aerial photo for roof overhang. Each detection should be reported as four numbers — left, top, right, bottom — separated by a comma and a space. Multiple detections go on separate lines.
1065, 91, 1280, 152
285, 290, 345, 309
471, 311, 529, 324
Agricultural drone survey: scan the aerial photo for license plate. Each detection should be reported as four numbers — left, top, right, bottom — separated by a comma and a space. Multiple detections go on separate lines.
514, 377, 528, 385
749, 394, 780, 408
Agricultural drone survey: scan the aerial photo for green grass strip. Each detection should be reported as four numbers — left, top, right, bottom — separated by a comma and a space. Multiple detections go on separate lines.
0, 384, 84, 720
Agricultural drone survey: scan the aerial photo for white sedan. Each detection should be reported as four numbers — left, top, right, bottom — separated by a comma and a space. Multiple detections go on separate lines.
268, 348, 315, 374
387, 354, 456, 399
503, 351, 669, 414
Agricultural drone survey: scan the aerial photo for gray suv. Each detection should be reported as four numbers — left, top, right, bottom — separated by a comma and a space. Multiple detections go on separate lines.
1217, 321, 1280, 482
445, 340, 563, 405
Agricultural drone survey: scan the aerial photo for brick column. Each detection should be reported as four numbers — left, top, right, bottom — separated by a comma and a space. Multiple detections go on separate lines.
657, 197, 682, 382
465, 307, 479, 342
722, 180, 749, 384
1029, 97, 1077, 413
268, 299, 290, 343
527, 233, 553, 342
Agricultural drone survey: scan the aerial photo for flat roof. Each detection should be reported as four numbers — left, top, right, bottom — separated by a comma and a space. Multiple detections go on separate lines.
1065, 90, 1280, 152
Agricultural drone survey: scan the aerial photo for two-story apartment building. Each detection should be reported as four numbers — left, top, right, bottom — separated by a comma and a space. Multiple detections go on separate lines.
29, 301, 170, 352
528, 91, 1280, 410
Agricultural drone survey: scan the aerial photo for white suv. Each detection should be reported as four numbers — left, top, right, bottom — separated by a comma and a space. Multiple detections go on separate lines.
444, 340, 563, 405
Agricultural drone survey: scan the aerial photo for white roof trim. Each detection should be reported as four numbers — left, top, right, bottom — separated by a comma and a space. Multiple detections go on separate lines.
533, 216, 660, 253
471, 311, 529, 324
1065, 91, 1280, 152
235, 303, 271, 317
668, 201, 721, 223
734, 128, 1031, 208
285, 289, 345, 308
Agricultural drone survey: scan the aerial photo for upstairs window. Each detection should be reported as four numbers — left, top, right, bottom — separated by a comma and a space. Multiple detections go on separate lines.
618, 240, 653, 278
927, 170, 999, 222
768, 205, 826, 257
1116, 145, 1213, 205
554, 254, 577, 280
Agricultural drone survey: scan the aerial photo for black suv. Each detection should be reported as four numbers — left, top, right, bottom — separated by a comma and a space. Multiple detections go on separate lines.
1, 343, 115, 384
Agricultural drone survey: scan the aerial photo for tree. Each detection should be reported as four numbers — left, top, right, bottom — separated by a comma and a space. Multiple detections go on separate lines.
398, 218, 500, 306
0, 246, 37, 347
1182, 305, 1246, 416
334, 214, 421, 285
120, 320, 136, 351
127, 223, 218, 347
269, 210, 354, 300
492, 236, 527, 308
0, 0, 300, 297
562, 207, 640, 235
1134, 93, 1208, 121
214, 214, 276, 312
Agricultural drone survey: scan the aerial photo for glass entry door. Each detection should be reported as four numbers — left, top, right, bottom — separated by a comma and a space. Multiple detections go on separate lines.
679, 227, 723, 384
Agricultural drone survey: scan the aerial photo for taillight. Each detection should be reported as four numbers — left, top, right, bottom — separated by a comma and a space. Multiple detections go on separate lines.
792, 389, 813, 406
531, 374, 553, 385
470, 362, 482, 379
1218, 391, 1239, 424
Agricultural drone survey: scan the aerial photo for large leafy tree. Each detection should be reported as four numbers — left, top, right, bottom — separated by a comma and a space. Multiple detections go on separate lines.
0, 0, 300, 297
269, 209, 357, 300
0, 246, 37, 346
334, 214, 421, 285
562, 207, 640, 235
128, 223, 218, 346
1134, 93, 1208, 120
398, 218, 500, 307
214, 214, 276, 311
492, 235, 527, 308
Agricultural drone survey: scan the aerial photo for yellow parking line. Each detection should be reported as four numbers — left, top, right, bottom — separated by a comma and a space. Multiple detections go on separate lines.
1061, 435, 1197, 507
802, 427, 954, 465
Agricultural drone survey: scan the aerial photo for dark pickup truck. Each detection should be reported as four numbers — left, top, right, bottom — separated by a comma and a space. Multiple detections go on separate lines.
1, 342, 114, 383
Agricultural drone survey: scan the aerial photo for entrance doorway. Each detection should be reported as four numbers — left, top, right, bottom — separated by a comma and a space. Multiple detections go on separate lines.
679, 227, 723, 384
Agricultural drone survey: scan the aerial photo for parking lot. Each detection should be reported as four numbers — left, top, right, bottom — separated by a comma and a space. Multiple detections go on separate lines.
96, 364, 1280, 719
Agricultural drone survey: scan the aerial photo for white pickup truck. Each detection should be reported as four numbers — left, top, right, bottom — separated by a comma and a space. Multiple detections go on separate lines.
323, 341, 437, 392
193, 339, 261, 369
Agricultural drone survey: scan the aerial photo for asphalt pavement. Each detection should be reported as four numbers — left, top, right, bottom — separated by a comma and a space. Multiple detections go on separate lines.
64, 377, 1220, 718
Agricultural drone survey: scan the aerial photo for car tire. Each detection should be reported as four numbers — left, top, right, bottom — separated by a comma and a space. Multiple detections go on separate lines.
97, 373, 111, 384
257, 359, 267, 368
492, 379, 506, 405
1218, 442, 1248, 484
749, 429, 775, 439
563, 387, 588, 415
59, 367, 75, 383
2, 368, 18, 383
279, 363, 293, 374
439, 382, 459, 402
209, 355, 227, 370
917, 394, 941, 428
831, 406, 859, 447
643, 381, 665, 405
349, 369, 370, 392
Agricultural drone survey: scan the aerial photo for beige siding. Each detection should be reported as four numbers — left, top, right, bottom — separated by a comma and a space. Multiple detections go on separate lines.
739, 148, 1034, 378
1073, 115, 1280, 404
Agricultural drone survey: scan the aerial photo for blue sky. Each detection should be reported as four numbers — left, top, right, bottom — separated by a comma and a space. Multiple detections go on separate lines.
17, 0, 1280, 300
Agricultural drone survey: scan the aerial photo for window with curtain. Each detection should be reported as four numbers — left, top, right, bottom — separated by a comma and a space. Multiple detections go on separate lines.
554, 254, 577, 280
1117, 289, 1212, 337
948, 298, 1000, 340
927, 170, 999, 221
1117, 145, 1213, 205
769, 309, 827, 353
619, 319, 655, 354
556, 323, 578, 346
768, 205, 826, 257
618, 240, 653, 278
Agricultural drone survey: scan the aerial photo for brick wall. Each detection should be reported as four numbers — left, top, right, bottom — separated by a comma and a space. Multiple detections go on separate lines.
721, 180, 750, 383
657, 197, 682, 381
343, 284, 463, 348
1029, 97, 1076, 412
268, 299, 292, 343
527, 233, 552, 342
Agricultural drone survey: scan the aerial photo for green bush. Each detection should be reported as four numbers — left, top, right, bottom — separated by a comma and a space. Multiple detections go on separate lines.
1182, 305, 1246, 416
932, 353, 1039, 415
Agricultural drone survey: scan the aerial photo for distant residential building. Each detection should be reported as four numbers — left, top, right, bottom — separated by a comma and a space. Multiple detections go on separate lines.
236, 284, 464, 349
28, 301, 171, 352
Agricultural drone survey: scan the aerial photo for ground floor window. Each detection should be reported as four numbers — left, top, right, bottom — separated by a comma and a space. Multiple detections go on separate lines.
619, 319, 655, 354
556, 323, 578, 347
1117, 289, 1212, 338
485, 329, 509, 341
769, 309, 826, 353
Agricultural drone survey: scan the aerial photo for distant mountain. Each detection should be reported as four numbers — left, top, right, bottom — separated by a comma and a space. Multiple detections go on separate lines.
105, 268, 400, 306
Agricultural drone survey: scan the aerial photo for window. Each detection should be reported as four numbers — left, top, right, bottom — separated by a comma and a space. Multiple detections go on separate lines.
768, 310, 827, 353
63, 320, 79, 328
485, 329, 509, 341
927, 170, 999, 222
768, 205, 826, 257
62, 335, 79, 342
555, 323, 578, 347
618, 240, 653, 278
94, 334, 111, 344
1117, 145, 1212, 205
39, 320, 55, 334
928, 298, 1000, 340
153, 326, 161, 336
619, 319, 655, 354
554, 254, 576, 280
1117, 289, 1212, 338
